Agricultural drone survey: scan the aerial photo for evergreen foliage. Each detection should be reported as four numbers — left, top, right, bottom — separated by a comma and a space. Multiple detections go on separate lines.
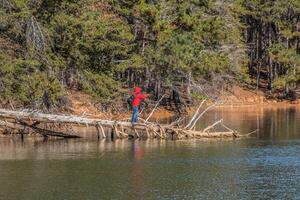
0, 0, 299, 110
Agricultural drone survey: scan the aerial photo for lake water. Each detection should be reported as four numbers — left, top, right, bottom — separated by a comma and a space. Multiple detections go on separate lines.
0, 106, 300, 200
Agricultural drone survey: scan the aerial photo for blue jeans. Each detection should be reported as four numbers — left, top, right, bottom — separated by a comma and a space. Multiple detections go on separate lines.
131, 106, 139, 123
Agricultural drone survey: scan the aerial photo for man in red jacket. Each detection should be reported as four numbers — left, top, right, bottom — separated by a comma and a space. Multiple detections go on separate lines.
131, 87, 149, 124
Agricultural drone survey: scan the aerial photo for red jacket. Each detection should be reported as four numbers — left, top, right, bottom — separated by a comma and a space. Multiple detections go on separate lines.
132, 87, 148, 107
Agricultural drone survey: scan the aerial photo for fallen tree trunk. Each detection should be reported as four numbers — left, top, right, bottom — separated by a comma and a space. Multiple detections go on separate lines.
0, 120, 80, 138
0, 108, 256, 139
0, 109, 130, 126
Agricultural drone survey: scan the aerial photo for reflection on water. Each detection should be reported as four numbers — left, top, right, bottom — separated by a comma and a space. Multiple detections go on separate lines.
0, 106, 300, 200
173, 105, 300, 139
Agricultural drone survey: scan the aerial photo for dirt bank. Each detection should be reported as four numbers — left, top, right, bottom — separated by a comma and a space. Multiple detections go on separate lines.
67, 86, 300, 120
220, 86, 300, 105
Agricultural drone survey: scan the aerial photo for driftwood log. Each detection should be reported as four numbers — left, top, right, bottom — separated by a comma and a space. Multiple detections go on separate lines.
0, 106, 257, 139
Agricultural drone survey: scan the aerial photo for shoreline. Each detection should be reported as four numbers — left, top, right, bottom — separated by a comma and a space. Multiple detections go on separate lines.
135, 101, 300, 120
2, 85, 300, 121
0, 101, 298, 138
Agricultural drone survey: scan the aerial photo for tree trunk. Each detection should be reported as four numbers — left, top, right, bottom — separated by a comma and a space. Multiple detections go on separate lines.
186, 70, 192, 104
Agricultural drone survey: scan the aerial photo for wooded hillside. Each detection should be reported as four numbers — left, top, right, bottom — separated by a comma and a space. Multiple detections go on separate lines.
0, 0, 299, 112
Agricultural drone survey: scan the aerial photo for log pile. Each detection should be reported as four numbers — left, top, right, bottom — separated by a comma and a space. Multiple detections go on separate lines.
0, 102, 258, 139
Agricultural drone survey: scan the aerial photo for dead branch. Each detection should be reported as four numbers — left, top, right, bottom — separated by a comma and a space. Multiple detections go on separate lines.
145, 94, 166, 122
203, 119, 224, 133
187, 101, 219, 130
26, 16, 46, 57
167, 116, 186, 128
221, 123, 234, 132
184, 99, 206, 129
239, 129, 259, 137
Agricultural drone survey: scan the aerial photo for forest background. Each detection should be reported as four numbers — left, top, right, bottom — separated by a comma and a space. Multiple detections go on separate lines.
0, 0, 299, 113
